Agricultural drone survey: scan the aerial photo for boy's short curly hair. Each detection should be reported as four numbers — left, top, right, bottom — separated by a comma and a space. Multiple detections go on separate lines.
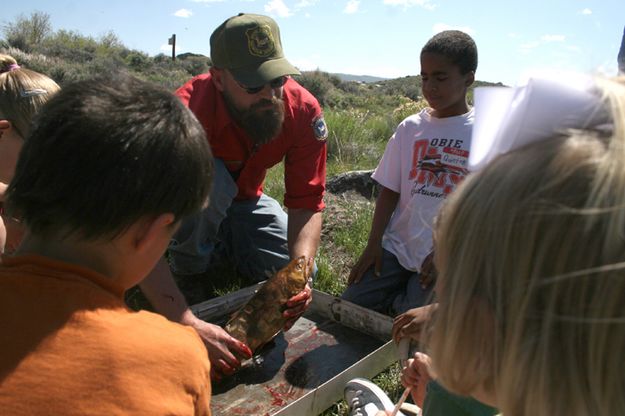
421, 30, 478, 74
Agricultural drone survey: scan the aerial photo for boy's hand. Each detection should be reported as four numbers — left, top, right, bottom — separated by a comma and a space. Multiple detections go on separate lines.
348, 243, 383, 285
392, 304, 437, 343
419, 251, 437, 289
187, 318, 252, 381
283, 283, 312, 330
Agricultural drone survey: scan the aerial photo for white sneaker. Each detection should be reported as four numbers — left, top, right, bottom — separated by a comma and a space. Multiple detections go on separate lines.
344, 378, 405, 416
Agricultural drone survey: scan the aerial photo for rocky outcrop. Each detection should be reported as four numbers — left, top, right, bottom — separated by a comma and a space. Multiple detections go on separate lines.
326, 169, 378, 200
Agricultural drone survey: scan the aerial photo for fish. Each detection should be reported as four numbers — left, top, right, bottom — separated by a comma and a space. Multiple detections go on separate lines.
225, 256, 310, 353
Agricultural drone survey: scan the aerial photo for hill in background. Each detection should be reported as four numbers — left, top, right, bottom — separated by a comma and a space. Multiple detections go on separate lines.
331, 73, 389, 84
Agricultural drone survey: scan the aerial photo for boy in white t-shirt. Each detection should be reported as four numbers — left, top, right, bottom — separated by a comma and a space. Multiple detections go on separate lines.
344, 31, 497, 416
342, 30, 478, 316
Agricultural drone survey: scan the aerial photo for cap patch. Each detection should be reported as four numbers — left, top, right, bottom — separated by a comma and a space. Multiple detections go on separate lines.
246, 25, 276, 58
312, 116, 328, 142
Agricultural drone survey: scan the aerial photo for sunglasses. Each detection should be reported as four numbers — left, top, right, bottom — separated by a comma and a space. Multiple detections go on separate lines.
237, 76, 288, 94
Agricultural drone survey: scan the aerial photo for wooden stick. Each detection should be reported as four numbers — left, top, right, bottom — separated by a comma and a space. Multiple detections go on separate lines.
390, 386, 411, 416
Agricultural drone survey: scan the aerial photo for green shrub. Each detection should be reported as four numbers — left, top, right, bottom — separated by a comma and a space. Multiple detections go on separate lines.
125, 51, 150, 71
179, 55, 211, 76
39, 30, 98, 62
2, 11, 52, 52
295, 70, 335, 106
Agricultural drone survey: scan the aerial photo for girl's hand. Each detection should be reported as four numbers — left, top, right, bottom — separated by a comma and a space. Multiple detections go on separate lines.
401, 352, 435, 408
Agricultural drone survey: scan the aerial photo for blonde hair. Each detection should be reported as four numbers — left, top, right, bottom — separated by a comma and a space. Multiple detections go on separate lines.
0, 54, 60, 138
429, 76, 625, 416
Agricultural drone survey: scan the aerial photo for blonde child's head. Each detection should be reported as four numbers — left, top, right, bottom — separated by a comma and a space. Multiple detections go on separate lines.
0, 54, 60, 185
0, 54, 60, 139
429, 75, 625, 416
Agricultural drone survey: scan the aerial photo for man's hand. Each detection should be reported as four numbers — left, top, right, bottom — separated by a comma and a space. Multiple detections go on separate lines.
348, 243, 383, 285
283, 283, 312, 331
184, 315, 252, 381
392, 304, 437, 343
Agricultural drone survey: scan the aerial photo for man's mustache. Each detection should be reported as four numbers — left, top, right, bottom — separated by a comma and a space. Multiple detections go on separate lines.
251, 97, 283, 111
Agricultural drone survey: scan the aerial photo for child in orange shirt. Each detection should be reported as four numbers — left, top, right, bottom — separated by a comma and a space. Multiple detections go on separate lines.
0, 73, 214, 415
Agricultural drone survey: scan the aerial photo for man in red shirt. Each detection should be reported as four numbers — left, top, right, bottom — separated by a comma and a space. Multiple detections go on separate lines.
140, 13, 327, 380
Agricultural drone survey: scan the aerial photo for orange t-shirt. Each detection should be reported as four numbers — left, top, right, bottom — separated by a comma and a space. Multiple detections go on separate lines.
0, 255, 211, 415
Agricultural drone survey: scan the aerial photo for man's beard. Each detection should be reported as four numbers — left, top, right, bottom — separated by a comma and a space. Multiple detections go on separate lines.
223, 91, 286, 146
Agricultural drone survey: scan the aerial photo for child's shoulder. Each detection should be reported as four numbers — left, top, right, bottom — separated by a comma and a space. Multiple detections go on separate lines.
399, 108, 431, 127
89, 307, 209, 371
103, 309, 211, 377
395, 107, 467, 134
118, 309, 206, 355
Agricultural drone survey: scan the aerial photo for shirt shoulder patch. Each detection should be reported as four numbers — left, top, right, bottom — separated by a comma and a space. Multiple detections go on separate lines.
312, 116, 328, 142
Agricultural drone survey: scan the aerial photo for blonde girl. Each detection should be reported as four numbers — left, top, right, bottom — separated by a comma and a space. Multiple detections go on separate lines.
430, 75, 625, 415
0, 54, 60, 252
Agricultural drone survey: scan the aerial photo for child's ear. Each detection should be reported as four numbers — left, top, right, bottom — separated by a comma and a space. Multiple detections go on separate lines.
0, 120, 12, 138
464, 71, 475, 87
132, 213, 176, 252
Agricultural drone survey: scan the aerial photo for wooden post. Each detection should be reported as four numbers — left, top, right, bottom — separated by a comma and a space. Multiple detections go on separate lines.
168, 34, 176, 61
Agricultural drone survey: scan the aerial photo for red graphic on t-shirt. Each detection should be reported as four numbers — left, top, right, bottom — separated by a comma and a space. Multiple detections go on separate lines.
409, 139, 468, 195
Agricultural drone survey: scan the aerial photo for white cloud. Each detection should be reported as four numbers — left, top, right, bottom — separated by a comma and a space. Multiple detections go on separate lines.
507, 32, 521, 39
294, 0, 319, 13
344, 0, 360, 14
173, 9, 193, 18
295, 0, 319, 8
190, 0, 225, 2
383, 0, 436, 11
541, 34, 566, 42
432, 23, 475, 36
580, 8, 592, 15
265, 0, 293, 17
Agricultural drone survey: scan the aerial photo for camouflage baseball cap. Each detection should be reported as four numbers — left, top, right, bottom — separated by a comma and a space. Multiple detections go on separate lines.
210, 13, 301, 87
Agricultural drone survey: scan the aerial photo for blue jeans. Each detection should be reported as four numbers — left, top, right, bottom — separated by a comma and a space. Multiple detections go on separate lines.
341, 248, 433, 315
168, 159, 291, 282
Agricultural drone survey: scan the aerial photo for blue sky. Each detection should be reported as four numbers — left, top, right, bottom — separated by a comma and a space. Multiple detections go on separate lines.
3, 0, 624, 85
